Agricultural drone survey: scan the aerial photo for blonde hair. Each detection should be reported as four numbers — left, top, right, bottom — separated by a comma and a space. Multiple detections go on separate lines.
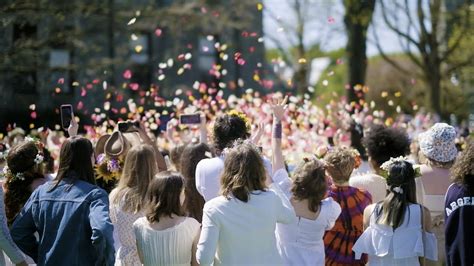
110, 144, 157, 213
324, 147, 356, 183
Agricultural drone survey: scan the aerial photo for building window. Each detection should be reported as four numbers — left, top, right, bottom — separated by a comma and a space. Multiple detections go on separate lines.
198, 36, 217, 72
49, 49, 72, 94
130, 34, 150, 64
11, 22, 38, 94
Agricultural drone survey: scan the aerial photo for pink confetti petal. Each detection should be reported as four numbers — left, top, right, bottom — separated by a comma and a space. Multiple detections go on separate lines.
154, 28, 162, 37
129, 83, 139, 91
57, 78, 64, 84
81, 88, 87, 97
30, 112, 37, 119
123, 70, 132, 79
328, 16, 335, 24
77, 101, 84, 110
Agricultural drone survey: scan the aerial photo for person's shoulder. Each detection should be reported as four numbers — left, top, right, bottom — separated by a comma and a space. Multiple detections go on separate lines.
198, 156, 223, 165
351, 186, 373, 200
204, 196, 227, 209
184, 217, 201, 229
321, 197, 341, 211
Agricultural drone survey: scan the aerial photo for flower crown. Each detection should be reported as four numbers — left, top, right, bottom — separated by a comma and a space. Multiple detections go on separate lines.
0, 137, 44, 182
379, 156, 421, 194
227, 110, 251, 132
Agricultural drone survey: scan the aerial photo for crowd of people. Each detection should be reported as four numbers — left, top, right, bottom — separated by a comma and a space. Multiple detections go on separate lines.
0, 93, 472, 266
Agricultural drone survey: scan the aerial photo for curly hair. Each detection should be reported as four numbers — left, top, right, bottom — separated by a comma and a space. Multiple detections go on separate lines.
291, 159, 327, 212
451, 139, 474, 191
363, 125, 410, 167
212, 113, 250, 153
4, 141, 45, 225
324, 147, 357, 183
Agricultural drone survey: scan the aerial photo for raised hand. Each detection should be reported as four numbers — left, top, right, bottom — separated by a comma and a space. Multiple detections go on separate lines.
68, 115, 79, 137
251, 122, 265, 145
270, 95, 288, 121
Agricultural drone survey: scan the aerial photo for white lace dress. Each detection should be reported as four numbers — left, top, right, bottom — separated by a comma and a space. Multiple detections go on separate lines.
109, 199, 144, 266
353, 204, 438, 265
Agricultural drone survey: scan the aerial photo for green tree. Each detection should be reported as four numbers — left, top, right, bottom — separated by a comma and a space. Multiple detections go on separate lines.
374, 0, 472, 117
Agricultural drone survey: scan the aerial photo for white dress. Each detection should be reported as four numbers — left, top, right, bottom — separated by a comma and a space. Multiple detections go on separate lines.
273, 169, 341, 266
352, 204, 438, 265
196, 183, 296, 266
133, 217, 200, 266
109, 199, 144, 266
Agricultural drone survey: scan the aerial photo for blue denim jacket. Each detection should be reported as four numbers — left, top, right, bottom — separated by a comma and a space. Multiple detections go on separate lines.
10, 178, 115, 266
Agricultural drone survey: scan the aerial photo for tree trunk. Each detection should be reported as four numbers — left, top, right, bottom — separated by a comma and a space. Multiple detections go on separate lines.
343, 0, 376, 106
428, 67, 442, 116
294, 63, 309, 95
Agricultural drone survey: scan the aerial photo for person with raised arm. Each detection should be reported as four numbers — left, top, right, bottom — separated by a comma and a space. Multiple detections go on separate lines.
196, 137, 295, 265
269, 96, 342, 266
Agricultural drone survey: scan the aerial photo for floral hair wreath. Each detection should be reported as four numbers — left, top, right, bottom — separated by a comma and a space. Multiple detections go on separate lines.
227, 110, 251, 133
379, 156, 422, 194
0, 137, 44, 182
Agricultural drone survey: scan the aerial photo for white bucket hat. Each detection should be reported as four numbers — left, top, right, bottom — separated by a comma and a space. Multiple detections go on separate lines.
419, 123, 458, 162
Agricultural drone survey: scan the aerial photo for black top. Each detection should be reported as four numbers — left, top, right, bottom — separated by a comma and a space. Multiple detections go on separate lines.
444, 183, 474, 266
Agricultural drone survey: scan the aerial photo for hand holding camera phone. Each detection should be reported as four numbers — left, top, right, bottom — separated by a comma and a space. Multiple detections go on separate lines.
60, 104, 74, 129
179, 114, 201, 125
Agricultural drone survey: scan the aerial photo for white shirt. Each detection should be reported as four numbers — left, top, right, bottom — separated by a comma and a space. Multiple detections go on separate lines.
273, 169, 341, 266
134, 217, 200, 266
195, 156, 273, 202
196, 183, 296, 266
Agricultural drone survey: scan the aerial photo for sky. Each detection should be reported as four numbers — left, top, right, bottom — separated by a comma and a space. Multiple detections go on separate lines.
263, 0, 419, 57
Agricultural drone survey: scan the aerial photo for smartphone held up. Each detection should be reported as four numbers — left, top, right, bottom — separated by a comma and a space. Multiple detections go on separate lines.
60, 104, 74, 129
179, 114, 201, 125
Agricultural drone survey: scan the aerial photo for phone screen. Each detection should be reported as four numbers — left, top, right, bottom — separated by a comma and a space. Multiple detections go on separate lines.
60, 104, 73, 129
180, 114, 201, 125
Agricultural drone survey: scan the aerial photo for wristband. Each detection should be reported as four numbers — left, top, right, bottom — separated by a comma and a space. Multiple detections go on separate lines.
273, 122, 282, 139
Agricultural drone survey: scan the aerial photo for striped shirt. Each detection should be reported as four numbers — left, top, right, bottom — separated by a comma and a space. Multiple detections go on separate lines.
323, 185, 372, 265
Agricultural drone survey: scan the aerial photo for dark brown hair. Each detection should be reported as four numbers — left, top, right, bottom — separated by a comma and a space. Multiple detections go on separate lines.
220, 141, 266, 202
5, 141, 45, 225
180, 143, 212, 222
213, 113, 250, 153
146, 171, 185, 223
50, 136, 95, 191
324, 147, 356, 183
376, 160, 417, 229
291, 159, 327, 212
170, 144, 186, 172
451, 139, 474, 192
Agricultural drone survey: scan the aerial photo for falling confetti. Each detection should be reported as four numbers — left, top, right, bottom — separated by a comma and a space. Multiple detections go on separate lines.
123, 70, 132, 79
154, 28, 162, 37
127, 17, 137, 25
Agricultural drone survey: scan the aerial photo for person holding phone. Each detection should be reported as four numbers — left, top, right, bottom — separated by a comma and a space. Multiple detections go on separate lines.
10, 136, 115, 265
